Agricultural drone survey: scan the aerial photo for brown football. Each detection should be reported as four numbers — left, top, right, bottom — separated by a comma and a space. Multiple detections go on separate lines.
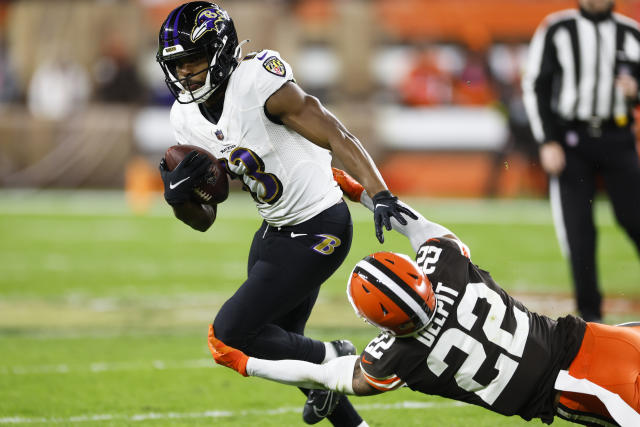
164, 144, 229, 205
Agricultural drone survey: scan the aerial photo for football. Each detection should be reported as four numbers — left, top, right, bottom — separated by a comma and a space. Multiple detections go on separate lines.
164, 144, 229, 205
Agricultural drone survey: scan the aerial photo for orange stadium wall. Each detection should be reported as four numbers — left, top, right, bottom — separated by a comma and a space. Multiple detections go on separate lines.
3, 0, 640, 197
377, 0, 640, 47
379, 152, 547, 198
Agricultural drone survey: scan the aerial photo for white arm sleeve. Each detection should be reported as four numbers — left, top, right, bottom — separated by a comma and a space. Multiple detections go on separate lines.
245, 355, 358, 395
360, 192, 457, 253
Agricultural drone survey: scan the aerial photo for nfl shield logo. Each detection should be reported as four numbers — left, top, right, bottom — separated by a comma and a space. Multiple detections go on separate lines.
215, 129, 224, 140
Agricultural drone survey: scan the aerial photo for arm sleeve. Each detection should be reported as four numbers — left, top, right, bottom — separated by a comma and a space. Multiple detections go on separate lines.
360, 192, 460, 254
621, 28, 640, 104
245, 355, 358, 395
522, 19, 561, 144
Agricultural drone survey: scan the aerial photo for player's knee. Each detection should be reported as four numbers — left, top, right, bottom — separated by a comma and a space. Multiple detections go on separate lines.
212, 321, 253, 351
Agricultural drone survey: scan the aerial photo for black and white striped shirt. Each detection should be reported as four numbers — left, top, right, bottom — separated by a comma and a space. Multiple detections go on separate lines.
522, 8, 640, 143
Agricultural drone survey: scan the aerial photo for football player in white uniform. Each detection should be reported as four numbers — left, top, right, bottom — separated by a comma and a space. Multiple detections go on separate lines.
156, 3, 415, 425
208, 169, 640, 427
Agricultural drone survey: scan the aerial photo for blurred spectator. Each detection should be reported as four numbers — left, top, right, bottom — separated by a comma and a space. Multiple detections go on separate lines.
486, 43, 542, 196
453, 47, 496, 106
398, 44, 453, 106
140, 45, 175, 106
93, 35, 148, 104
0, 31, 19, 107
27, 56, 90, 121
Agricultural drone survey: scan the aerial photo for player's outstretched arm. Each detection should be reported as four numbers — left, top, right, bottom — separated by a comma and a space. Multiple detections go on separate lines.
265, 82, 416, 243
333, 168, 461, 252
208, 325, 381, 396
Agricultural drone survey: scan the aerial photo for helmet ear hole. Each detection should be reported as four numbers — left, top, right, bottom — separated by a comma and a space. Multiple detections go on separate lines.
380, 303, 388, 316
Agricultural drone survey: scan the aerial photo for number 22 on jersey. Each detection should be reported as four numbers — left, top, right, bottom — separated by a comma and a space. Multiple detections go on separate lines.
427, 281, 530, 405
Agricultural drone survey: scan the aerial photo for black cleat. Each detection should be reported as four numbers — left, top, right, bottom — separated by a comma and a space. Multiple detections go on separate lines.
302, 340, 357, 424
303, 389, 340, 424
330, 339, 356, 357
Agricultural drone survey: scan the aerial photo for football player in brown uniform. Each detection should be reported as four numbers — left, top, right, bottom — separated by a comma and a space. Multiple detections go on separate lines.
208, 169, 640, 426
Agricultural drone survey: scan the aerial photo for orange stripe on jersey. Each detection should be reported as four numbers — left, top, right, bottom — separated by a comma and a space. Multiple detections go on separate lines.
361, 354, 374, 365
361, 366, 404, 391
557, 323, 640, 423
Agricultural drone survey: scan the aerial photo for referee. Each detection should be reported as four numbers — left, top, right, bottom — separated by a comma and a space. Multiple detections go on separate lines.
523, 0, 640, 322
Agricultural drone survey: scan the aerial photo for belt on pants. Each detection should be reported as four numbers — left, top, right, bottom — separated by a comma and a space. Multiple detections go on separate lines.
564, 117, 629, 138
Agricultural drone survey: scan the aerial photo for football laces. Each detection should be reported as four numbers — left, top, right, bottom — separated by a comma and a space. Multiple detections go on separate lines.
194, 187, 213, 202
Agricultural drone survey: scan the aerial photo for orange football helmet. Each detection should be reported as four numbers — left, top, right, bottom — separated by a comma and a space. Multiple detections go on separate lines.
347, 252, 437, 336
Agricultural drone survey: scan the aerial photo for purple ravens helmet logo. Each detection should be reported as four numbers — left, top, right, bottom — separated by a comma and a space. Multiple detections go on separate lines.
191, 7, 226, 42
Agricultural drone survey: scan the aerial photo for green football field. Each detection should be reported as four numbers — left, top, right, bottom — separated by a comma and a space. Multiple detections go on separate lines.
1, 190, 639, 426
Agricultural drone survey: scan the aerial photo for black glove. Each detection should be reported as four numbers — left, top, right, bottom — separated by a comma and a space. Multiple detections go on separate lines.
159, 151, 212, 206
372, 190, 418, 244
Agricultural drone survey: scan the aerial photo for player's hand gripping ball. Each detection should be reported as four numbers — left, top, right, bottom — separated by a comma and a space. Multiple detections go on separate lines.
162, 145, 229, 205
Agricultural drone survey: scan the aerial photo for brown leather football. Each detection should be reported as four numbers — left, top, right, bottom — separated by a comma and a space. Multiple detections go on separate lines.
164, 144, 229, 205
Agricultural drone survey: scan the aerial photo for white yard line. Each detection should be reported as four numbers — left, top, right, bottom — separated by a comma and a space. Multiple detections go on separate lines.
0, 401, 466, 424
0, 358, 213, 375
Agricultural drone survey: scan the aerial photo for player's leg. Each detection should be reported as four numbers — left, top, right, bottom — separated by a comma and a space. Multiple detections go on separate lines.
556, 322, 640, 424
554, 146, 600, 321
601, 129, 640, 256
213, 201, 353, 361
231, 221, 325, 359
274, 296, 364, 427
245, 221, 266, 275
213, 202, 364, 426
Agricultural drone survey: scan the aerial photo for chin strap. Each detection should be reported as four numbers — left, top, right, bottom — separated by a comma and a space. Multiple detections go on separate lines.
234, 39, 251, 62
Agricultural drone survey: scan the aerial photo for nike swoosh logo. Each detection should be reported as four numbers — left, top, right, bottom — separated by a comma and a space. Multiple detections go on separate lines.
169, 176, 190, 189
374, 204, 388, 209
290, 232, 307, 238
361, 355, 373, 365
257, 51, 268, 60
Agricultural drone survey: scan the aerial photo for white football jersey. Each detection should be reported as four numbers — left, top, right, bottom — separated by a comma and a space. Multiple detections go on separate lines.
169, 49, 343, 227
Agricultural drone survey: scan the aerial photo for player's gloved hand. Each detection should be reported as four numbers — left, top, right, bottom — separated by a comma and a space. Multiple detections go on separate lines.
207, 325, 249, 377
372, 190, 418, 244
332, 167, 364, 202
159, 151, 212, 206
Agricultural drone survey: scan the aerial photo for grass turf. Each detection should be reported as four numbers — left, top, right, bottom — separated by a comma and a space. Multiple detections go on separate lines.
1, 190, 638, 426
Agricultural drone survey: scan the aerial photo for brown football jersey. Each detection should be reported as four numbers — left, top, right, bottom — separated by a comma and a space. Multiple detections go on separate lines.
360, 237, 586, 423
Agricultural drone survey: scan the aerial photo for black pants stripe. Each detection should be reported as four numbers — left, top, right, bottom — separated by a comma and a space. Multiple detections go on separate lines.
553, 124, 640, 320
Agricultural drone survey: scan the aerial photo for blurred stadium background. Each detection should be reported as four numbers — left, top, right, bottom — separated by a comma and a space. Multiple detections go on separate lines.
8, 0, 640, 198
1, 0, 640, 425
